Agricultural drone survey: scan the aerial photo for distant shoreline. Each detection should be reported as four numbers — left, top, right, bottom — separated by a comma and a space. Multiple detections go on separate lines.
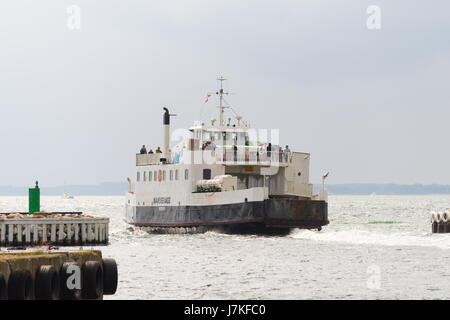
320, 183, 450, 195
0, 182, 449, 196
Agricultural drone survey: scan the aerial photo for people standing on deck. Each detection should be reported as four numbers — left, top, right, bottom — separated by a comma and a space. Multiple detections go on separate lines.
140, 145, 147, 154
148, 149, 154, 154
233, 144, 238, 162
156, 147, 162, 154
204, 141, 215, 151
284, 145, 291, 162
267, 143, 272, 161
278, 146, 283, 162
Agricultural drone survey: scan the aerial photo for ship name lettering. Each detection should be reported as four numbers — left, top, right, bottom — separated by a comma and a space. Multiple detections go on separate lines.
153, 197, 171, 204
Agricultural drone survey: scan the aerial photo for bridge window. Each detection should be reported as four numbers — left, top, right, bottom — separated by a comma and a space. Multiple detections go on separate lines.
175, 169, 179, 180
170, 170, 173, 181
162, 170, 166, 181
149, 171, 152, 181
185, 169, 189, 180
137, 171, 140, 182
143, 171, 147, 182
203, 169, 211, 180
154, 171, 157, 181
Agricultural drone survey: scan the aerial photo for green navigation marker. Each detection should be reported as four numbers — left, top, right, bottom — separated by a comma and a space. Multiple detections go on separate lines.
29, 181, 40, 215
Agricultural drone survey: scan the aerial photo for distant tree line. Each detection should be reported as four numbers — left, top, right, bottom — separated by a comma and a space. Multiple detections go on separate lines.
315, 183, 450, 195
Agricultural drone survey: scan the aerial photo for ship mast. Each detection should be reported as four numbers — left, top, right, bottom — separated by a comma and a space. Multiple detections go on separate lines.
216, 76, 229, 126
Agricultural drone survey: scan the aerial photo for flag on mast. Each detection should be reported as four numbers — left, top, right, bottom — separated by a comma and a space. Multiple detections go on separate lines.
204, 93, 212, 103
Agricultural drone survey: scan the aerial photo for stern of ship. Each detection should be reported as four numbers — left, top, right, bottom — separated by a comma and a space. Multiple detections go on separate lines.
264, 197, 328, 230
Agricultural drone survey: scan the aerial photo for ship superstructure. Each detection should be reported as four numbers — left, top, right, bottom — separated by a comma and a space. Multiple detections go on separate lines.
125, 78, 328, 232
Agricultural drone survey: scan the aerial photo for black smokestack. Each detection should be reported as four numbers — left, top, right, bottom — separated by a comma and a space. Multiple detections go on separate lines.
163, 107, 170, 125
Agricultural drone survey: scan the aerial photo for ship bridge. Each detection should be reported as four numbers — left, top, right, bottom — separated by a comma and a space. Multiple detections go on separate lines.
186, 123, 294, 167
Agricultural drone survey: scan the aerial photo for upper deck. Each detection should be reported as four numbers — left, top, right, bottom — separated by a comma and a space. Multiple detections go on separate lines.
136, 148, 305, 168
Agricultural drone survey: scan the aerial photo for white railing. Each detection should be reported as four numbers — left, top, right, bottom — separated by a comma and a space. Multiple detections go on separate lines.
212, 147, 292, 166
0, 216, 109, 246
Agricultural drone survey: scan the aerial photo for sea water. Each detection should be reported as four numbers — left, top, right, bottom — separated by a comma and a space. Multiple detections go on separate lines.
1, 195, 449, 299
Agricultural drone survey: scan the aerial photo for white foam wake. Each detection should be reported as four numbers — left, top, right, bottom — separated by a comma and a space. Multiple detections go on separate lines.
289, 229, 450, 250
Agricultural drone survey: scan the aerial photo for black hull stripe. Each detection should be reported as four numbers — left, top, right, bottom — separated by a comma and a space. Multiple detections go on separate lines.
126, 199, 328, 229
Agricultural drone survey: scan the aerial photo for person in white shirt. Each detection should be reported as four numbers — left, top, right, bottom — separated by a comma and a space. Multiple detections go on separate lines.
284, 145, 291, 162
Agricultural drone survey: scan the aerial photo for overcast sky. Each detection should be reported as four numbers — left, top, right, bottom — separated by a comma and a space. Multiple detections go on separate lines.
0, 0, 449, 187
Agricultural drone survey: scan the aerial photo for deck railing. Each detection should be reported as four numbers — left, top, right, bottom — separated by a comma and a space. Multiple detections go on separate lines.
136, 147, 293, 166
212, 147, 292, 166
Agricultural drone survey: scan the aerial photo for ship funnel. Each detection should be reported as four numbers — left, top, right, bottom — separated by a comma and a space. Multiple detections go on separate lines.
163, 108, 176, 161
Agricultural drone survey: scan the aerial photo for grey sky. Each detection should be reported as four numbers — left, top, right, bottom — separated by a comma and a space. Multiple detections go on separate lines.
0, 0, 449, 187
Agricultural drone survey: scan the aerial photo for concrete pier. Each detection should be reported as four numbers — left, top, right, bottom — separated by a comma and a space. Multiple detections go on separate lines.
430, 211, 450, 234
0, 249, 118, 300
0, 213, 109, 247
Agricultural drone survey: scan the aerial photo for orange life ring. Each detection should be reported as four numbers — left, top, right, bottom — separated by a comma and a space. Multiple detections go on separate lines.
158, 170, 162, 182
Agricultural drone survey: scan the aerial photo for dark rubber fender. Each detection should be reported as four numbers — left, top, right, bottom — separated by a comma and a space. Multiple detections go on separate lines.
102, 258, 118, 295
35, 265, 60, 300
59, 262, 82, 300
0, 272, 7, 300
82, 261, 104, 299
8, 269, 34, 300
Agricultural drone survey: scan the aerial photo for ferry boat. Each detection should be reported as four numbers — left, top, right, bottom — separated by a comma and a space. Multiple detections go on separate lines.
125, 77, 329, 233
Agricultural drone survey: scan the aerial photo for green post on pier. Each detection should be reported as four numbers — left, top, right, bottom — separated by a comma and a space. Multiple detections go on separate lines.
29, 181, 40, 215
